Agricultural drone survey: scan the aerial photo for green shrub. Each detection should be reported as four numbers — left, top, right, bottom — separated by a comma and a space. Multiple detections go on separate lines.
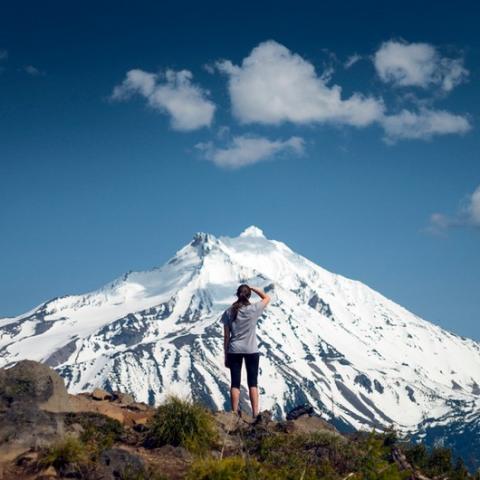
382, 425, 399, 447
248, 430, 356, 479
403, 443, 428, 469
144, 394, 218, 454
121, 464, 168, 480
65, 411, 123, 455
186, 456, 266, 480
403, 442, 460, 479
355, 431, 408, 480
426, 446, 453, 477
451, 457, 470, 480
39, 435, 88, 471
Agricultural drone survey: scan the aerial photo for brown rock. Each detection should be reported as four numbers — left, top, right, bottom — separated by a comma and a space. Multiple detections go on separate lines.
36, 465, 58, 479
96, 447, 146, 480
15, 449, 39, 467
128, 402, 149, 411
133, 416, 149, 426
290, 414, 338, 434
112, 391, 135, 405
91, 388, 112, 401
68, 392, 155, 426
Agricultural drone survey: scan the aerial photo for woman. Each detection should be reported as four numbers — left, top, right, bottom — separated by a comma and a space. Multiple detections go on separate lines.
221, 284, 271, 419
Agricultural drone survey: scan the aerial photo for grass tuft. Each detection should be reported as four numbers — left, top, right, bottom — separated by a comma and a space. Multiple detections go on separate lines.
38, 435, 88, 471
186, 456, 264, 480
144, 394, 219, 454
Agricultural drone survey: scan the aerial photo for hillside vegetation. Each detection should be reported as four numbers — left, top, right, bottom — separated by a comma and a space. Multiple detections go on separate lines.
1, 360, 479, 479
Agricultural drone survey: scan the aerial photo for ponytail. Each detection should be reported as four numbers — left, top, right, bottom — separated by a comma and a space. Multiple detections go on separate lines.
231, 284, 251, 321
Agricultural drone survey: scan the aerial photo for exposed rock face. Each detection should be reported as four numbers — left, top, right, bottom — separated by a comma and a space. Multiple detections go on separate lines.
0, 360, 72, 467
0, 360, 71, 413
97, 448, 146, 479
0, 360, 157, 476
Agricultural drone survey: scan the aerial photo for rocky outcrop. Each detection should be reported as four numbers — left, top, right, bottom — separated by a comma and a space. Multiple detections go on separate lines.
91, 388, 112, 401
0, 360, 72, 470
1, 360, 459, 480
0, 360, 71, 413
0, 360, 154, 477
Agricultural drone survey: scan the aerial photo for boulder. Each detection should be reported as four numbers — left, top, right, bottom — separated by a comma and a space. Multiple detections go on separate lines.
286, 403, 315, 420
0, 360, 70, 413
96, 447, 146, 480
35, 465, 58, 479
289, 413, 338, 434
0, 361, 70, 466
91, 388, 112, 401
112, 391, 135, 405
0, 401, 65, 460
15, 449, 39, 467
132, 416, 149, 432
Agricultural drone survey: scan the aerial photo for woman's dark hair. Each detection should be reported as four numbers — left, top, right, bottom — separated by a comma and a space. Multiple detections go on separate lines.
231, 284, 251, 321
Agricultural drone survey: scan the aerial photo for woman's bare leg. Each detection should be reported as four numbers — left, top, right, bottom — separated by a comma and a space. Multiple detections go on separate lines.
249, 386, 259, 417
230, 387, 240, 413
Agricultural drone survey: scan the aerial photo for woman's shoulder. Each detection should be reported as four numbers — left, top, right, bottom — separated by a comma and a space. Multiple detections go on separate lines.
221, 307, 232, 325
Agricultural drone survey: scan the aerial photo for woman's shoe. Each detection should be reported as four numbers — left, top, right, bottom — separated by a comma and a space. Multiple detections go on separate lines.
253, 410, 271, 426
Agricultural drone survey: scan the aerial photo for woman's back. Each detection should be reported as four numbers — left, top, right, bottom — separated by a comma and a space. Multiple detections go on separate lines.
222, 301, 266, 354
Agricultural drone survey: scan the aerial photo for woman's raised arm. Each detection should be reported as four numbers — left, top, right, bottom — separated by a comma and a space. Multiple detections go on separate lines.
249, 285, 271, 306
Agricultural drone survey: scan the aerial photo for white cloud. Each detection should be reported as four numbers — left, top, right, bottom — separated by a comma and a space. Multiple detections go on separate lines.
429, 185, 480, 232
381, 108, 471, 143
344, 53, 362, 69
374, 40, 468, 92
111, 68, 215, 131
23, 65, 44, 76
196, 134, 304, 169
216, 40, 384, 127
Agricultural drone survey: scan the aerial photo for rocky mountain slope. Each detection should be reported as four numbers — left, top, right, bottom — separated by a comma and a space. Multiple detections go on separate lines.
1, 361, 475, 479
1, 226, 479, 466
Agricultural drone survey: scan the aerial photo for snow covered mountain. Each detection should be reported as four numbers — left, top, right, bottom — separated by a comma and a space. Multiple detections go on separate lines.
1, 226, 479, 464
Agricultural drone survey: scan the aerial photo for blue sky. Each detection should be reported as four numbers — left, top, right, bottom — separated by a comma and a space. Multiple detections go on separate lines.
1, 1, 479, 339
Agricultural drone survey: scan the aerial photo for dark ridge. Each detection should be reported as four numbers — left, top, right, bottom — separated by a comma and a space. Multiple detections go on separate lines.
44, 337, 78, 367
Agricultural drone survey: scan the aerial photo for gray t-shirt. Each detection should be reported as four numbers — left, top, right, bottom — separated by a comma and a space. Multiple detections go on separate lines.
221, 301, 266, 354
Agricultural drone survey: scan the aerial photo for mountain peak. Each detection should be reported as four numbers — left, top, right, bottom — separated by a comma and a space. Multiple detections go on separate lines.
191, 231, 216, 246
239, 225, 265, 238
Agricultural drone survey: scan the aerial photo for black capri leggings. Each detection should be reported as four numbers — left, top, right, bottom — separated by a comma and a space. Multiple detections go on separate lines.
227, 352, 260, 388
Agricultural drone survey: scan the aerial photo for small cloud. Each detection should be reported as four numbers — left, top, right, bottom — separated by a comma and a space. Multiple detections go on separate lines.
195, 134, 304, 169
215, 40, 385, 127
428, 185, 480, 233
373, 39, 468, 92
203, 63, 215, 74
344, 53, 362, 69
0, 49, 8, 61
23, 65, 45, 76
111, 68, 215, 131
381, 108, 471, 143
